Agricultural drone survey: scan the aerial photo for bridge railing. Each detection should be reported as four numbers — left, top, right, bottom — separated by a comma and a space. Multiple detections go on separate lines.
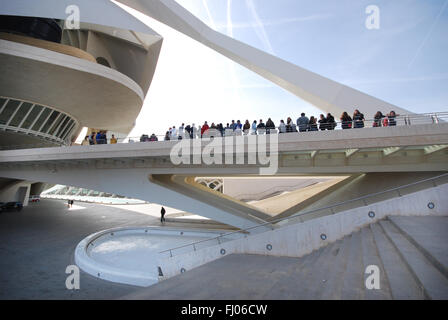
112, 112, 448, 143
158, 173, 448, 258
1, 111, 447, 150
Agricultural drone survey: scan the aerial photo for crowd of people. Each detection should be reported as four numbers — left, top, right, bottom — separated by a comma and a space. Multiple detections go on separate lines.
80, 109, 400, 145
158, 109, 400, 141
81, 131, 117, 145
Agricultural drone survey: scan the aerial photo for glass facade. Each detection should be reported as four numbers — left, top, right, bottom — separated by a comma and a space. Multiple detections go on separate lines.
0, 97, 78, 144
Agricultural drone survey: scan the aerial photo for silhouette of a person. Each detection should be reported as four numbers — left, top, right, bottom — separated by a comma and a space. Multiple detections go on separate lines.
160, 206, 166, 223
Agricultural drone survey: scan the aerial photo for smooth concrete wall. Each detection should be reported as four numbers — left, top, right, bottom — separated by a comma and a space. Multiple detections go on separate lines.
30, 182, 48, 196
157, 183, 448, 280
299, 172, 447, 214
222, 177, 332, 201
0, 180, 31, 205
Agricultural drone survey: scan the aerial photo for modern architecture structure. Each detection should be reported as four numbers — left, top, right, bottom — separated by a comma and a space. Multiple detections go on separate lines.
0, 0, 447, 299
0, 0, 163, 203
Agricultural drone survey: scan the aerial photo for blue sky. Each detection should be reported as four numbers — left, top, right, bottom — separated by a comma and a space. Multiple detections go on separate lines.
124, 0, 448, 138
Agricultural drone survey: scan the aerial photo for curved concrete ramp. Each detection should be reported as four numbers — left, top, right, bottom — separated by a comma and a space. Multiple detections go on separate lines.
122, 216, 448, 300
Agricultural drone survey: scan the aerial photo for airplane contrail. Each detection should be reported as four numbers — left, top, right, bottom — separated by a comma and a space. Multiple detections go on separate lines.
245, 0, 275, 55
202, 0, 217, 30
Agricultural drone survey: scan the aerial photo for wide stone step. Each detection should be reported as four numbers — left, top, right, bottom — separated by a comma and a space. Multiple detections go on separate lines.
292, 240, 343, 299
263, 242, 335, 299
318, 234, 352, 299
360, 225, 392, 299
370, 222, 423, 299
340, 230, 365, 299
388, 216, 448, 279
380, 220, 448, 299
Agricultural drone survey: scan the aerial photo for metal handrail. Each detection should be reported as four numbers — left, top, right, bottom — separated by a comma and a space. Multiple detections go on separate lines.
1, 111, 447, 150
104, 111, 448, 142
159, 173, 448, 257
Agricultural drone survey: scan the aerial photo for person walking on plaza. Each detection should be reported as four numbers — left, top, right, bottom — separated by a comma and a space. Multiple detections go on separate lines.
160, 206, 166, 224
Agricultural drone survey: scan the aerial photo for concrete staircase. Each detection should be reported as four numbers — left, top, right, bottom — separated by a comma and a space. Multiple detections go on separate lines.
123, 216, 448, 299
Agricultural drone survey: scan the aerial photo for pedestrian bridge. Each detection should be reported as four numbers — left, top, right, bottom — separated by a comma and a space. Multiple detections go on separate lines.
1, 123, 447, 229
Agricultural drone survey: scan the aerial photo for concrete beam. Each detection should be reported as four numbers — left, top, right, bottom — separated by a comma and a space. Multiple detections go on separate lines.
383, 147, 404, 157
424, 145, 448, 155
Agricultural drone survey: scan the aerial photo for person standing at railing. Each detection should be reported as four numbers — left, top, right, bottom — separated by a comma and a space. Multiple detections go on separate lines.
178, 123, 185, 140
387, 111, 399, 126
149, 133, 158, 141
257, 119, 266, 134
235, 120, 243, 135
229, 120, 236, 132
353, 109, 365, 128
297, 113, 309, 132
373, 111, 385, 127
340, 112, 352, 129
201, 121, 209, 137
110, 134, 117, 144
96, 131, 102, 144
81, 136, 90, 146
243, 120, 250, 135
326, 113, 336, 130
89, 132, 96, 145
279, 119, 286, 133
192, 123, 198, 138
266, 118, 275, 134
251, 120, 257, 134
164, 131, 170, 141
184, 124, 192, 138
170, 126, 178, 140
308, 116, 318, 131
318, 114, 327, 130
